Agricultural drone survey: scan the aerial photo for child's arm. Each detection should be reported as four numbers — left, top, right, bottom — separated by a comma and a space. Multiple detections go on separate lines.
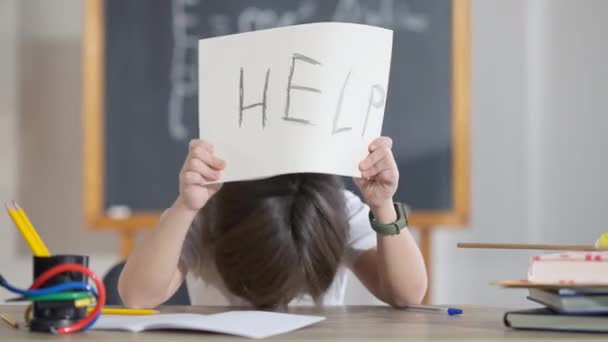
118, 140, 225, 308
118, 199, 195, 308
352, 137, 428, 306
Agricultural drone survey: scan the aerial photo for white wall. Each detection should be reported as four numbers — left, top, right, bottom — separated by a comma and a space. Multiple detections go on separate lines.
529, 0, 608, 244
433, 0, 532, 306
0, 0, 27, 296
434, 0, 608, 305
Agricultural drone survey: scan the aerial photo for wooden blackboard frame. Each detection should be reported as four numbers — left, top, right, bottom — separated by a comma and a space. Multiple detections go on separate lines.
82, 0, 470, 257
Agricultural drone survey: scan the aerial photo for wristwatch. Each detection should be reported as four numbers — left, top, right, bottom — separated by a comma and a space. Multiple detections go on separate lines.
368, 202, 408, 235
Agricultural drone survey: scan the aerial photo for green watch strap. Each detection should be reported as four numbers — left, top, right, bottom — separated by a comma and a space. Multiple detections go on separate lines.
368, 202, 408, 235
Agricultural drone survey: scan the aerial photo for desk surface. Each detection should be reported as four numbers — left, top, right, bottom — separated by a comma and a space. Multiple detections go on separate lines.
0, 305, 605, 341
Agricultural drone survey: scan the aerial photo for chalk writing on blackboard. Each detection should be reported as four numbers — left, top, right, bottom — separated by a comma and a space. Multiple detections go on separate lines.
168, 0, 200, 140
238, 0, 317, 32
333, 0, 429, 32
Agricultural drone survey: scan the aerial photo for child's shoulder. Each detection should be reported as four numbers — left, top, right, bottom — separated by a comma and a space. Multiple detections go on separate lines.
342, 189, 368, 219
343, 189, 361, 204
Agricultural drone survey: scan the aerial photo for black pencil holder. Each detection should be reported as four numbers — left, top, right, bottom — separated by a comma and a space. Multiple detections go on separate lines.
30, 255, 89, 333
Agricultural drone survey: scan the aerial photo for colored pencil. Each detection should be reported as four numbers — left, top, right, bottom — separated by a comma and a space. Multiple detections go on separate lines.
13, 201, 50, 256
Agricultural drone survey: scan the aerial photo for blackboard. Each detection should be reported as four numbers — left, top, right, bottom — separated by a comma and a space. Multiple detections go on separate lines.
83, 0, 469, 230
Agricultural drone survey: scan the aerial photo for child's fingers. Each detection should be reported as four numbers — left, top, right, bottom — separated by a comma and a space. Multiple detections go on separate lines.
361, 157, 394, 179
189, 139, 214, 153
181, 171, 206, 186
191, 147, 226, 170
359, 146, 391, 171
369, 136, 393, 152
360, 147, 398, 179
185, 158, 221, 181
374, 168, 399, 185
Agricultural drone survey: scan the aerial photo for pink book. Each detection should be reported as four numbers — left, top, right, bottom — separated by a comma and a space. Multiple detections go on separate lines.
527, 252, 608, 284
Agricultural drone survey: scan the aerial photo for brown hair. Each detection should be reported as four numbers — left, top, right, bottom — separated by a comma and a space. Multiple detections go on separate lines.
198, 173, 348, 308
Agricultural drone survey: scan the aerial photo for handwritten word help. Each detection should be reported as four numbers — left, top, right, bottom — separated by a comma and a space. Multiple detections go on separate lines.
239, 53, 386, 138
198, 23, 392, 182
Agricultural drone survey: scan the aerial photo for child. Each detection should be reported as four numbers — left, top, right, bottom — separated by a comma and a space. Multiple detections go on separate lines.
118, 137, 427, 308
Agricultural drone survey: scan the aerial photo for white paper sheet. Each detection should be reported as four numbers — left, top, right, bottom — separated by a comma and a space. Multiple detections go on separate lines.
199, 22, 393, 182
93, 311, 325, 339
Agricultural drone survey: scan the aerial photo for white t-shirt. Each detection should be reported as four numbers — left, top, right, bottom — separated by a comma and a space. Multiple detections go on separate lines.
180, 190, 376, 306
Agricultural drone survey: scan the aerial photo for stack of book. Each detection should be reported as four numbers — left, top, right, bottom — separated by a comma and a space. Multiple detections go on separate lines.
502, 251, 608, 333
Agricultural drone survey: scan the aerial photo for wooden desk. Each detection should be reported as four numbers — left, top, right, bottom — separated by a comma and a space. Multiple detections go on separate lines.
0, 305, 605, 341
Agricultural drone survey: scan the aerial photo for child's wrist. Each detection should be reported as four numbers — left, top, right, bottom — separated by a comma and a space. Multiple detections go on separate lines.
173, 196, 202, 217
369, 199, 397, 224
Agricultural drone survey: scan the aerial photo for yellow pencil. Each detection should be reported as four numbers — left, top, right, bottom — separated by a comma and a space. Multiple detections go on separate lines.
87, 308, 159, 315
4, 202, 42, 256
13, 201, 50, 257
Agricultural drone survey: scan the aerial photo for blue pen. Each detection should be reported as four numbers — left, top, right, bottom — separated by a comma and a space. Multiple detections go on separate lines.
403, 305, 463, 316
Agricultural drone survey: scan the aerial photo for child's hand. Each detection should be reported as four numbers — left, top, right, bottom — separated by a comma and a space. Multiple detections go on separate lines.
177, 139, 226, 212
354, 137, 399, 210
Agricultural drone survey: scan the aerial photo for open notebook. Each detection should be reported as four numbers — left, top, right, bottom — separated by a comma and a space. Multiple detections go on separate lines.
92, 311, 325, 339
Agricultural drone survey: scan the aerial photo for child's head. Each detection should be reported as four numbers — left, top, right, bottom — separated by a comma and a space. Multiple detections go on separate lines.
199, 173, 348, 308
